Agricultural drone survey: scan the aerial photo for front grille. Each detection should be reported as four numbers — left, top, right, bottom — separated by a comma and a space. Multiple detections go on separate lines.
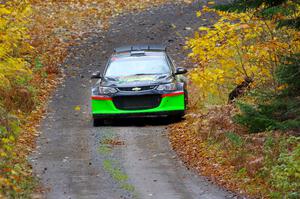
113, 95, 161, 110
117, 85, 156, 92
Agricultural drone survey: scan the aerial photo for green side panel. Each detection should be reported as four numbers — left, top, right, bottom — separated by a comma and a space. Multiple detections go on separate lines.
91, 95, 185, 115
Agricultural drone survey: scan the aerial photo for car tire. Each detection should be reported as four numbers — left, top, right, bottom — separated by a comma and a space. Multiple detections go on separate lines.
93, 118, 103, 127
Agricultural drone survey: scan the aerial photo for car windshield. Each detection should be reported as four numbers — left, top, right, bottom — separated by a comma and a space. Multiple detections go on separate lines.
105, 55, 170, 77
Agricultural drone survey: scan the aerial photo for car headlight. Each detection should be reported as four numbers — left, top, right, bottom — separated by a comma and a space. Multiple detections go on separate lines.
157, 83, 177, 91
98, 87, 118, 94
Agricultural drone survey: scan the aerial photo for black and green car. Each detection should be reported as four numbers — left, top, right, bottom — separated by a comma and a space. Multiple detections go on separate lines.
91, 44, 188, 126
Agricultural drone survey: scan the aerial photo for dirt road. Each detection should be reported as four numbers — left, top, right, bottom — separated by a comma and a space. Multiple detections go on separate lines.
30, 1, 236, 199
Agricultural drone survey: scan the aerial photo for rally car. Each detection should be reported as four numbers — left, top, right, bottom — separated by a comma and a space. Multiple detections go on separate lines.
91, 44, 188, 126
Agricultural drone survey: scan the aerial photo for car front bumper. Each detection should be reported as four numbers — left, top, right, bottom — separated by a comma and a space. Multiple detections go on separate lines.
91, 91, 185, 118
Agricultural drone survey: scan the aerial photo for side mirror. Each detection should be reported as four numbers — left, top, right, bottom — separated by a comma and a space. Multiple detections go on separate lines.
175, 67, 187, 75
91, 71, 102, 79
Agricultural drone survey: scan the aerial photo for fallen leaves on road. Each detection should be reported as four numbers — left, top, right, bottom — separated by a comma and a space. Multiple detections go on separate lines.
101, 138, 125, 146
168, 93, 299, 198
74, 106, 81, 111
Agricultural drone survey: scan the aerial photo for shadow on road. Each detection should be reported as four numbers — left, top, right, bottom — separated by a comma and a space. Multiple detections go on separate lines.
98, 117, 184, 127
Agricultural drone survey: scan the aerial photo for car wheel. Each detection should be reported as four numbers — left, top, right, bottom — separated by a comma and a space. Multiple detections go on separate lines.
93, 118, 103, 127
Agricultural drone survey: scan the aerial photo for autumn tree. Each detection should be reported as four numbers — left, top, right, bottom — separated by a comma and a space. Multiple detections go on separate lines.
187, 6, 300, 105
209, 0, 300, 132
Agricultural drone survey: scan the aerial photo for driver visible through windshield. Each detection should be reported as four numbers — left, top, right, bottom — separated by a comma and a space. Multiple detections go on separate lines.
105, 54, 171, 78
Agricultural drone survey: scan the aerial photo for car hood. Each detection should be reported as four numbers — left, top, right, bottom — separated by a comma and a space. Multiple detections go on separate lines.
100, 74, 173, 87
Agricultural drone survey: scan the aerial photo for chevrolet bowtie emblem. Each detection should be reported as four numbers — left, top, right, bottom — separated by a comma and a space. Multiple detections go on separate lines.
132, 87, 142, 91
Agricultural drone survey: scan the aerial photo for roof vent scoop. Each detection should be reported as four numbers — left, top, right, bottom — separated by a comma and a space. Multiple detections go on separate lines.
114, 44, 166, 53
130, 51, 145, 56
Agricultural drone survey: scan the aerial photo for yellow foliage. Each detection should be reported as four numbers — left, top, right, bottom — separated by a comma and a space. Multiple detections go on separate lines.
187, 6, 300, 104
0, 1, 33, 196
0, 0, 32, 90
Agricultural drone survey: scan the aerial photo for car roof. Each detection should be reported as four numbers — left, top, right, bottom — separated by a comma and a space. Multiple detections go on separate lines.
111, 51, 166, 60
114, 44, 166, 53
109, 44, 168, 64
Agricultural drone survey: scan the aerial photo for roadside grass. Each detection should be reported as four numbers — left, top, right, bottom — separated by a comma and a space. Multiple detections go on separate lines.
103, 160, 129, 182
102, 159, 136, 194
98, 145, 112, 155
98, 136, 137, 196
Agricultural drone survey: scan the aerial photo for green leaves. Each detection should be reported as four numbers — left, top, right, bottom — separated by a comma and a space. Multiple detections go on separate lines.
225, 131, 244, 147
214, 0, 300, 30
269, 143, 300, 198
234, 103, 278, 133
234, 53, 300, 133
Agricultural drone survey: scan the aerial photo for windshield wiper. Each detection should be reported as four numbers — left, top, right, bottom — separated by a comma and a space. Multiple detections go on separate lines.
105, 76, 118, 81
133, 73, 150, 76
133, 73, 165, 76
